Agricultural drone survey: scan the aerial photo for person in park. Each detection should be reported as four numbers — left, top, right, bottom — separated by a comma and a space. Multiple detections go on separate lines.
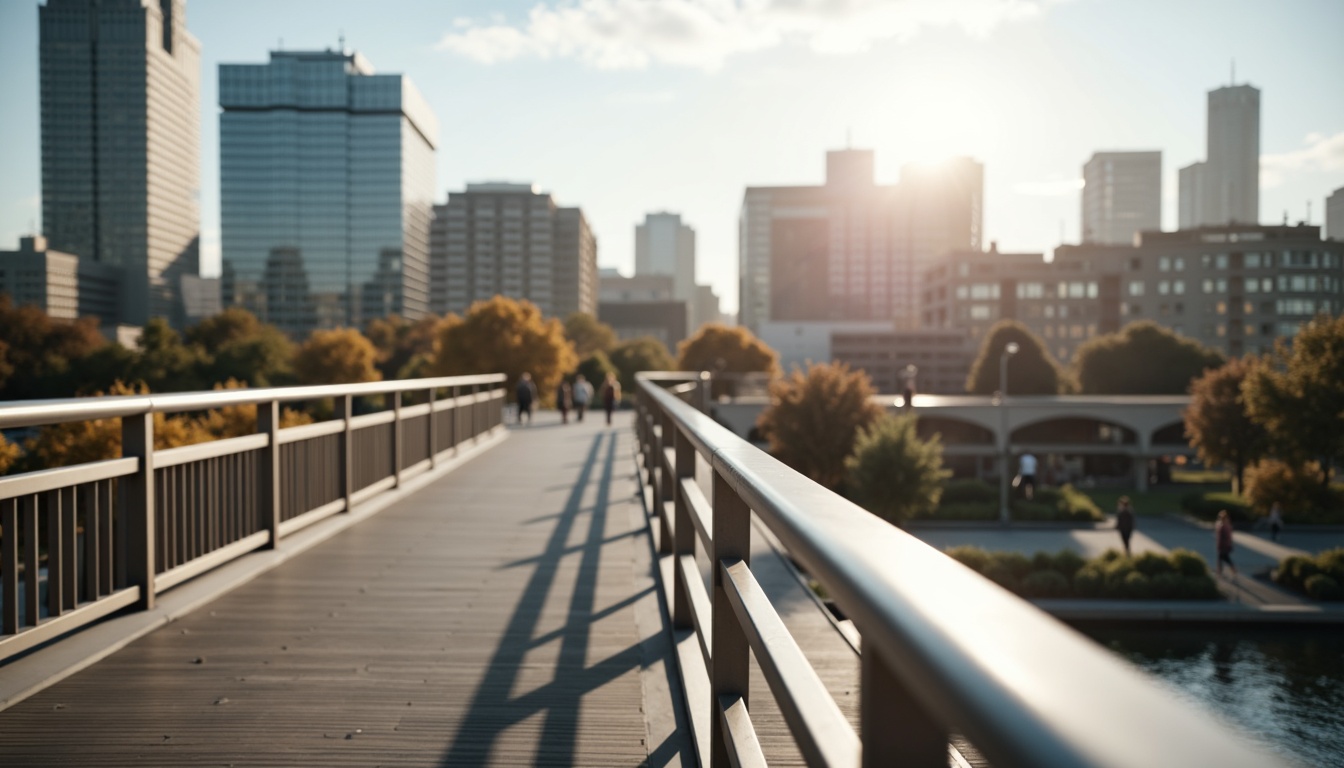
571, 374, 593, 422
1266, 501, 1284, 542
515, 372, 537, 425
1018, 452, 1038, 500
555, 379, 572, 424
601, 372, 622, 426
1215, 509, 1238, 579
1115, 496, 1136, 556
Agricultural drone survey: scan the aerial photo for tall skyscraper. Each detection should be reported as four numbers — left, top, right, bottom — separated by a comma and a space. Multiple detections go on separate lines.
219, 50, 437, 336
739, 149, 982, 332
1325, 187, 1343, 242
635, 212, 695, 303
39, 0, 201, 326
1178, 83, 1260, 228
429, 183, 597, 318
1081, 151, 1161, 245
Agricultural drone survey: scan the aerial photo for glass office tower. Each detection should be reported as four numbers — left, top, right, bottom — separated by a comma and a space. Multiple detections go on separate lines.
220, 50, 437, 336
39, 0, 201, 326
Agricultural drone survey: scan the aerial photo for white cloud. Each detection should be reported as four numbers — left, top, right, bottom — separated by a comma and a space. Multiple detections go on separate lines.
1261, 131, 1344, 189
1012, 177, 1083, 196
437, 0, 1055, 71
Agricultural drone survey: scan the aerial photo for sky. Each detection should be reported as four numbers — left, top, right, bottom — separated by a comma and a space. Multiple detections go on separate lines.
2, 0, 1343, 316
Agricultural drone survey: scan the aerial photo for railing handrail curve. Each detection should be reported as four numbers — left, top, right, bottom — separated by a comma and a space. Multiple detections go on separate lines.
635, 372, 1281, 768
0, 374, 507, 429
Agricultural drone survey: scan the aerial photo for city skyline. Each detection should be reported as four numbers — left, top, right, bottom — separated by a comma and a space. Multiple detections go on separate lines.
1, 0, 1342, 316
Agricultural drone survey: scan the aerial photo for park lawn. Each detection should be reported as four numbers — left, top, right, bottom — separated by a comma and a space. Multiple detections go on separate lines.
1170, 469, 1232, 484
1083, 485, 1230, 518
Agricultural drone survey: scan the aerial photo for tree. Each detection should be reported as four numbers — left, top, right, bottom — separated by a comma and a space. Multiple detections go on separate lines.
1244, 314, 1344, 491
0, 432, 20, 475
1071, 321, 1224, 395
846, 414, 951, 525
364, 313, 455, 380
563, 312, 617, 359
128, 318, 207, 392
576, 350, 618, 391
756, 362, 885, 490
677, 323, 779, 375
0, 296, 107, 399
608, 336, 674, 394
188, 307, 294, 387
293, 328, 382, 385
966, 320, 1066, 395
428, 296, 576, 403
1184, 357, 1269, 494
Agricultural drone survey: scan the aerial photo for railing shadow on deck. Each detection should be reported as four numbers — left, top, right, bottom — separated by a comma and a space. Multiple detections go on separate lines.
634, 371, 1288, 768
0, 375, 507, 664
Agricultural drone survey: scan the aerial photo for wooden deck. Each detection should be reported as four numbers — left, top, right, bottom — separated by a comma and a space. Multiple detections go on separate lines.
0, 412, 689, 766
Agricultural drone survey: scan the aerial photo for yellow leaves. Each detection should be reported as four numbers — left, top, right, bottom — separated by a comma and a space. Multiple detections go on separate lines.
676, 324, 779, 375
294, 329, 382, 386
429, 296, 576, 402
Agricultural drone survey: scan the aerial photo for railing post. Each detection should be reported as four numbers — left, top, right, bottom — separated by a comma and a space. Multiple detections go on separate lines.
337, 394, 353, 512
392, 391, 403, 487
469, 384, 478, 442
120, 412, 156, 610
450, 385, 460, 454
862, 646, 946, 767
428, 387, 437, 467
258, 399, 281, 548
671, 427, 695, 629
711, 468, 751, 768
656, 409, 674, 555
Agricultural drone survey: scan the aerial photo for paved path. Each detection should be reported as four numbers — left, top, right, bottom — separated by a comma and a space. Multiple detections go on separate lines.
0, 411, 690, 766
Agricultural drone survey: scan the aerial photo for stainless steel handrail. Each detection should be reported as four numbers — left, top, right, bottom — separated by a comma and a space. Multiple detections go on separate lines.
635, 372, 1282, 768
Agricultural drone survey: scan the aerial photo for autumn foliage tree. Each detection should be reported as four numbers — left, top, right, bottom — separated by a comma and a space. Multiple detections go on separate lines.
966, 320, 1067, 395
608, 336, 674, 394
293, 328, 382, 386
846, 415, 950, 525
1072, 321, 1224, 395
1244, 313, 1344, 492
1184, 357, 1268, 494
0, 296, 107, 399
428, 296, 576, 403
364, 313, 455, 380
188, 307, 294, 387
563, 312, 618, 359
676, 323, 779, 375
756, 362, 884, 490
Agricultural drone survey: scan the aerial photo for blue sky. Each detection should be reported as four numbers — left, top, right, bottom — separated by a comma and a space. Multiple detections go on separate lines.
2, 0, 1342, 315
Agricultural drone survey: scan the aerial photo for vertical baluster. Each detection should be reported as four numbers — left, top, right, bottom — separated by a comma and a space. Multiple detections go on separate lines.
710, 468, 751, 768
428, 388, 438, 466
259, 401, 281, 547
468, 384, 478, 442
98, 481, 113, 597
862, 645, 946, 767
338, 395, 353, 512
81, 483, 99, 602
175, 465, 187, 569
46, 489, 63, 617
657, 410, 675, 555
22, 495, 39, 627
162, 466, 173, 571
2, 498, 18, 634
672, 427, 696, 630
450, 386, 460, 453
392, 391, 403, 486
61, 486, 77, 608
121, 412, 155, 608
155, 470, 167, 574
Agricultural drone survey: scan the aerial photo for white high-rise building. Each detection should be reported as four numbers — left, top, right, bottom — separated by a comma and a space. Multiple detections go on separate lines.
1179, 83, 1260, 228
1082, 151, 1161, 245
1326, 187, 1344, 242
1178, 162, 1207, 230
40, 0, 201, 326
635, 213, 695, 302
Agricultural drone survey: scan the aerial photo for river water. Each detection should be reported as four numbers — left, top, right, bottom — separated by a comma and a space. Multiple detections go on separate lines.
1084, 626, 1344, 766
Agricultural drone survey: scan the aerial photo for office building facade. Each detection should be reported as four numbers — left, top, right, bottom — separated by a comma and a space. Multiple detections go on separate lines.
923, 225, 1343, 362
219, 49, 437, 336
635, 213, 695, 302
1082, 151, 1161, 245
39, 0, 201, 326
0, 235, 123, 322
740, 149, 982, 333
1179, 84, 1260, 227
430, 184, 597, 318
1327, 187, 1344, 242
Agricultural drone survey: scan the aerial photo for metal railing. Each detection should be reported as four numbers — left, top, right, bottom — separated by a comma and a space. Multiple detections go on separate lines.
0, 375, 506, 662
634, 372, 1280, 768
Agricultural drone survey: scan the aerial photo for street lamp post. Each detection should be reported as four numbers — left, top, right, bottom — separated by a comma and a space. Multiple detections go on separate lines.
998, 342, 1019, 524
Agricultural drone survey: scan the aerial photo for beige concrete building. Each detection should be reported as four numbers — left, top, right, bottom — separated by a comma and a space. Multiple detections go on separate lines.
1082, 151, 1161, 245
431, 183, 597, 318
0, 235, 122, 322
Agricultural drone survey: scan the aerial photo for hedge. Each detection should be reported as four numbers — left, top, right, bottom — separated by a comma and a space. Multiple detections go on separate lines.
945, 546, 1220, 601
920, 481, 1104, 523
1179, 491, 1253, 523
1272, 548, 1344, 601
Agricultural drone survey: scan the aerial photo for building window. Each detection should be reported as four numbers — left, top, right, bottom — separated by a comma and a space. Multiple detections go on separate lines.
1158, 280, 1170, 295
1216, 324, 1226, 337
1202, 279, 1213, 294
1244, 301, 1254, 314
1215, 254, 1229, 269
1173, 280, 1185, 295
1216, 278, 1227, 293
1174, 257, 1185, 271
1245, 253, 1261, 268
1159, 257, 1171, 272
1087, 282, 1098, 299
1128, 280, 1145, 297
1216, 301, 1227, 315
1044, 305, 1055, 319
955, 286, 968, 300
969, 304, 992, 320
1130, 257, 1142, 271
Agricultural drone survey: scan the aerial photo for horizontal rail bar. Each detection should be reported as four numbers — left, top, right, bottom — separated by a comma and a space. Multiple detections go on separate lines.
637, 374, 1283, 768
680, 477, 713, 551
718, 694, 768, 768
277, 499, 346, 538
349, 410, 397, 429
276, 418, 346, 444
0, 458, 138, 500
678, 553, 713, 667
399, 402, 432, 419
0, 374, 506, 429
154, 531, 271, 593
0, 587, 140, 661
722, 558, 859, 767
154, 434, 268, 469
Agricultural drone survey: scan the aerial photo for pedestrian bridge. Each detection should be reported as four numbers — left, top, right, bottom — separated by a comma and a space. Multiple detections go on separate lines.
0, 374, 1281, 766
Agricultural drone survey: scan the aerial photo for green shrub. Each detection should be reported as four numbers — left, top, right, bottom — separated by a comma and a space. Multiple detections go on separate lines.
1304, 574, 1344, 601
982, 561, 1020, 591
1180, 491, 1253, 522
1169, 548, 1210, 578
945, 546, 990, 573
1099, 548, 1124, 563
1180, 574, 1221, 599
1052, 549, 1086, 578
1122, 571, 1153, 599
1273, 555, 1316, 591
1073, 566, 1105, 597
1012, 500, 1059, 520
1133, 551, 1175, 577
1317, 549, 1344, 582
993, 551, 1033, 580
922, 502, 996, 521
941, 479, 998, 505
1150, 572, 1184, 599
1031, 552, 1055, 572
1055, 485, 1104, 521
1103, 559, 1136, 598
1021, 570, 1071, 598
